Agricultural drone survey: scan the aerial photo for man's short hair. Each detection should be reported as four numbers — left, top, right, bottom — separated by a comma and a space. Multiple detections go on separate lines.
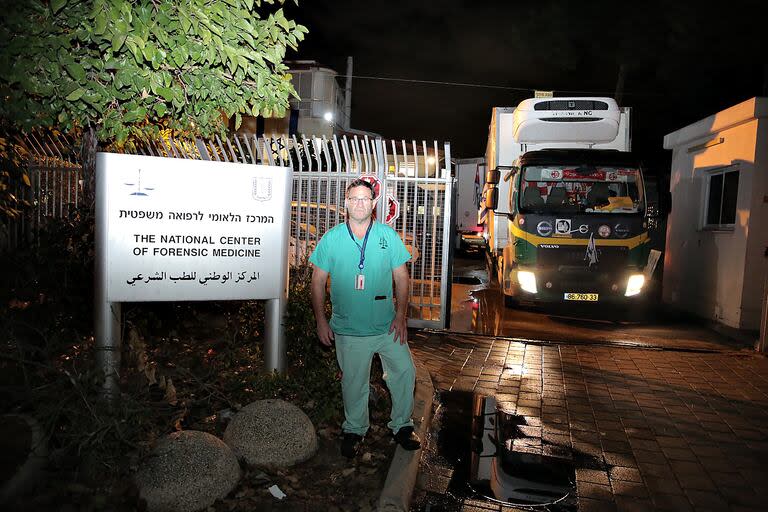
346, 178, 376, 199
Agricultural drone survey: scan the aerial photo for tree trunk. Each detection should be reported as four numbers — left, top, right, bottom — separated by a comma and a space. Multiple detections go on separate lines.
81, 126, 98, 212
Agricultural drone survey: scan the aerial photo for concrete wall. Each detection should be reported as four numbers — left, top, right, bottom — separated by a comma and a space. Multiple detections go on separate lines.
663, 98, 767, 330
741, 119, 768, 328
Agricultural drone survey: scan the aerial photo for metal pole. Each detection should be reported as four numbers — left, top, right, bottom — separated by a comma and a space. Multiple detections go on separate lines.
440, 143, 454, 330
375, 138, 387, 221
265, 298, 285, 372
344, 56, 353, 131
265, 166, 293, 373
94, 154, 121, 398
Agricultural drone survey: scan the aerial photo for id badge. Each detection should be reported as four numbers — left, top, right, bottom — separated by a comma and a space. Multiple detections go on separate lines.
355, 274, 365, 290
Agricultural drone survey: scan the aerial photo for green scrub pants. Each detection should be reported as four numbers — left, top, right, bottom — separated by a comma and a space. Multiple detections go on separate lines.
335, 331, 416, 436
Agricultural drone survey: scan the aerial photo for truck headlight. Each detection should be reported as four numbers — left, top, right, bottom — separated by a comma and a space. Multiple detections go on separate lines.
517, 271, 537, 294
625, 274, 645, 296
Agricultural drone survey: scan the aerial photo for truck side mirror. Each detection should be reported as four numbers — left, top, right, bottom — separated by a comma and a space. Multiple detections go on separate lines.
486, 169, 500, 185
485, 187, 499, 210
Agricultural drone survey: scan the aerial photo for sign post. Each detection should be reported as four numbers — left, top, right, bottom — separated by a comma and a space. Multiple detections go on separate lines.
95, 153, 292, 394
385, 193, 400, 225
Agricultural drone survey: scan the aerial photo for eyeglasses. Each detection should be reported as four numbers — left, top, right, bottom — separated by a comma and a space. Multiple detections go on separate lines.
347, 196, 373, 204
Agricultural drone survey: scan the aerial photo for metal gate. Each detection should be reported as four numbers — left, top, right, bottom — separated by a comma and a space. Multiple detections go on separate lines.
9, 133, 454, 329
140, 135, 455, 329
2, 133, 83, 251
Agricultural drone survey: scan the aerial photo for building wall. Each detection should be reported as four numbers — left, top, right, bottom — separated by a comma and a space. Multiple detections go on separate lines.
663, 98, 765, 329
740, 120, 768, 328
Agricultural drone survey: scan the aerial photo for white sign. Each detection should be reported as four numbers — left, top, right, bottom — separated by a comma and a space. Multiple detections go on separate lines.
96, 153, 291, 302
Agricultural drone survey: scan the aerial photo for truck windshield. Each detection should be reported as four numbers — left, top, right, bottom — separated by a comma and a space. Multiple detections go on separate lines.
519, 165, 645, 214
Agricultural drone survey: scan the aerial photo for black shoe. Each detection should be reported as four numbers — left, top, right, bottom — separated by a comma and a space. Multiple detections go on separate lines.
341, 432, 363, 458
393, 426, 421, 451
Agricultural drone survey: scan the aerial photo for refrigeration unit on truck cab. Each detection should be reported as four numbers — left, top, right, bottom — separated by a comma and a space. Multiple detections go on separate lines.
482, 97, 651, 304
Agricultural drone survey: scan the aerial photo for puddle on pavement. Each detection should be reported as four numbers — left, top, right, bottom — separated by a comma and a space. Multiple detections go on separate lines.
412, 391, 583, 511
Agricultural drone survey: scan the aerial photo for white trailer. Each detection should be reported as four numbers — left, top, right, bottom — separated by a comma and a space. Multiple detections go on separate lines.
454, 157, 485, 250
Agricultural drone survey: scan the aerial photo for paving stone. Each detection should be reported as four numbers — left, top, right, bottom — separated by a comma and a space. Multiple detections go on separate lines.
576, 496, 618, 511
610, 480, 648, 498
638, 463, 676, 480
601, 440, 632, 453
676, 472, 715, 491
572, 441, 603, 460
599, 429, 628, 442
410, 334, 768, 512
732, 428, 766, 441
542, 431, 570, 444
623, 427, 655, 440
602, 451, 636, 467
688, 443, 724, 458
627, 438, 659, 451
650, 492, 695, 511
660, 446, 698, 462
701, 421, 734, 433
730, 454, 765, 470
671, 458, 709, 474
708, 470, 750, 488
570, 420, 599, 432
577, 482, 614, 501
684, 489, 730, 509
717, 486, 762, 508
614, 496, 653, 512
576, 468, 610, 485
608, 466, 642, 483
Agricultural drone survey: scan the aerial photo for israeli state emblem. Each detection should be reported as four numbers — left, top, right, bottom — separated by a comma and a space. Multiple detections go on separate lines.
252, 177, 272, 201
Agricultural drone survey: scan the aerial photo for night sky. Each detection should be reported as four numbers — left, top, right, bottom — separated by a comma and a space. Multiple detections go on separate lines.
285, 0, 767, 169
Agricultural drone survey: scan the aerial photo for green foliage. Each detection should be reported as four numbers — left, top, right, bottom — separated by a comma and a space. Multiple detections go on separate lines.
0, 0, 308, 146
2, 226, 400, 508
0, 134, 33, 222
250, 261, 344, 424
0, 209, 94, 329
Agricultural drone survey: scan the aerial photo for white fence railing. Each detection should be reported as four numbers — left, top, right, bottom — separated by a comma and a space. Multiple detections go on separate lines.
6, 133, 454, 329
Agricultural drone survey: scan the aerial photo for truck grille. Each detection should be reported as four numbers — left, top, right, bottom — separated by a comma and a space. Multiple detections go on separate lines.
537, 245, 628, 271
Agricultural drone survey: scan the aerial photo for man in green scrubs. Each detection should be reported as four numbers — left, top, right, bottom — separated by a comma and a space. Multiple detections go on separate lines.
310, 178, 421, 458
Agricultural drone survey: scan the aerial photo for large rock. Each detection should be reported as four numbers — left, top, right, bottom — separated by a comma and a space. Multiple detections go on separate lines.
0, 414, 47, 504
224, 399, 317, 467
135, 430, 240, 512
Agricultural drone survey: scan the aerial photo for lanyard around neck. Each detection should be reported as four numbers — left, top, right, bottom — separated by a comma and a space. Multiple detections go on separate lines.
346, 220, 373, 270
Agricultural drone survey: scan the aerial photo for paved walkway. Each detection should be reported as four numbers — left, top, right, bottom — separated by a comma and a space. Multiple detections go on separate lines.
410, 331, 768, 512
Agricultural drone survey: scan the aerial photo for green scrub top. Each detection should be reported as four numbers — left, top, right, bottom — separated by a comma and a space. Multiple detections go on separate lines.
310, 221, 411, 336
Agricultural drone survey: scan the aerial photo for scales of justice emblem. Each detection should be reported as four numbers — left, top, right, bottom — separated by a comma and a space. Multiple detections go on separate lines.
252, 177, 272, 201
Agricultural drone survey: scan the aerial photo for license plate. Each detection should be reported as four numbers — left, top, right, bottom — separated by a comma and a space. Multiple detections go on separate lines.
564, 292, 599, 301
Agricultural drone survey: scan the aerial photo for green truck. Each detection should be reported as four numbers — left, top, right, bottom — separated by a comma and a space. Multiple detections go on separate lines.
482, 98, 658, 305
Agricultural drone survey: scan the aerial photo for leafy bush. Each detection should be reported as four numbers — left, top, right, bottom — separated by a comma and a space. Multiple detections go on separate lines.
249, 261, 344, 424
1, 210, 398, 510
